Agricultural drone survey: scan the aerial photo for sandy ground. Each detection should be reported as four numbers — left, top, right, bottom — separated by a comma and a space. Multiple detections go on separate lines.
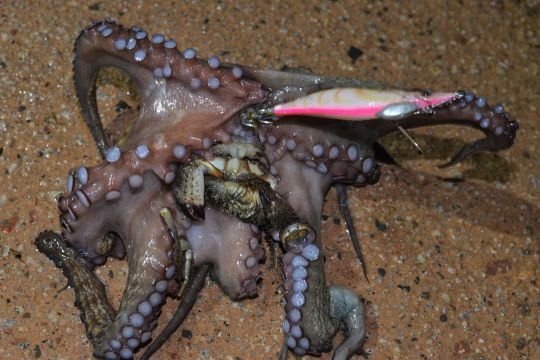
0, 1, 538, 359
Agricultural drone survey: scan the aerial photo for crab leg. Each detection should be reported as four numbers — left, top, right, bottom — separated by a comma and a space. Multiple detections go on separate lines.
336, 184, 369, 282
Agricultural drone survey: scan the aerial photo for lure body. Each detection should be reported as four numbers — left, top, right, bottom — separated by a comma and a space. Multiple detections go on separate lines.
271, 88, 458, 121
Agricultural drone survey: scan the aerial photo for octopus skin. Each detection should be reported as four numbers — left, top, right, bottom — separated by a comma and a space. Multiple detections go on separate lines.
35, 19, 518, 360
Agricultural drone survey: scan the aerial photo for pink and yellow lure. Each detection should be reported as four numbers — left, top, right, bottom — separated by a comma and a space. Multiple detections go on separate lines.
270, 88, 458, 121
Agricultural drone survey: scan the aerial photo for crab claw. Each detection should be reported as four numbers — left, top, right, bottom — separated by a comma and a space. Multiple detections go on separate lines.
173, 161, 206, 222
180, 203, 206, 222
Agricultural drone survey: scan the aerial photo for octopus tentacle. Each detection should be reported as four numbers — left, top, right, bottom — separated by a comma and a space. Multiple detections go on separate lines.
140, 265, 209, 360
35, 226, 176, 360
184, 133, 368, 357
282, 240, 335, 356
187, 207, 265, 299
328, 285, 365, 359
388, 91, 519, 166
244, 66, 517, 167
35, 231, 116, 337
269, 145, 366, 357
91, 231, 175, 358
141, 202, 267, 356
56, 171, 187, 359
258, 119, 381, 187
74, 20, 265, 156
67, 18, 269, 223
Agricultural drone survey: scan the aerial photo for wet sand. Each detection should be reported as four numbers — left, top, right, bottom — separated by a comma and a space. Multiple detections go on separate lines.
0, 1, 538, 359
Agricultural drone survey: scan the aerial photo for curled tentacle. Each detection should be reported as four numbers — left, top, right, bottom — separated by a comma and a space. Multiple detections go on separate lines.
393, 91, 519, 167
243, 68, 518, 167
74, 19, 266, 155
329, 286, 365, 360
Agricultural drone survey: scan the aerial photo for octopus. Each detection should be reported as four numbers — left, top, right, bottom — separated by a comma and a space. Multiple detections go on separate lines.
35, 19, 518, 360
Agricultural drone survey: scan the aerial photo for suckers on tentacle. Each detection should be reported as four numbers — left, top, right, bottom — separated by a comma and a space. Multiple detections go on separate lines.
74, 19, 265, 158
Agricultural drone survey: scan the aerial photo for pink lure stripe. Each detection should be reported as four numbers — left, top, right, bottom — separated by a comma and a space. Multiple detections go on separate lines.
273, 93, 457, 121
411, 95, 457, 109
273, 104, 387, 119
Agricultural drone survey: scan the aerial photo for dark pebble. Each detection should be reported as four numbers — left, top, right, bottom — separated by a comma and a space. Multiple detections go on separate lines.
377, 268, 386, 277
88, 3, 100, 11
515, 337, 527, 350
485, 259, 512, 276
115, 100, 131, 113
518, 303, 531, 316
397, 284, 411, 292
182, 329, 193, 339
34, 344, 41, 358
454, 340, 470, 354
439, 314, 448, 322
332, 217, 341, 225
420, 291, 430, 300
375, 219, 387, 232
347, 46, 363, 63
18, 105, 26, 112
